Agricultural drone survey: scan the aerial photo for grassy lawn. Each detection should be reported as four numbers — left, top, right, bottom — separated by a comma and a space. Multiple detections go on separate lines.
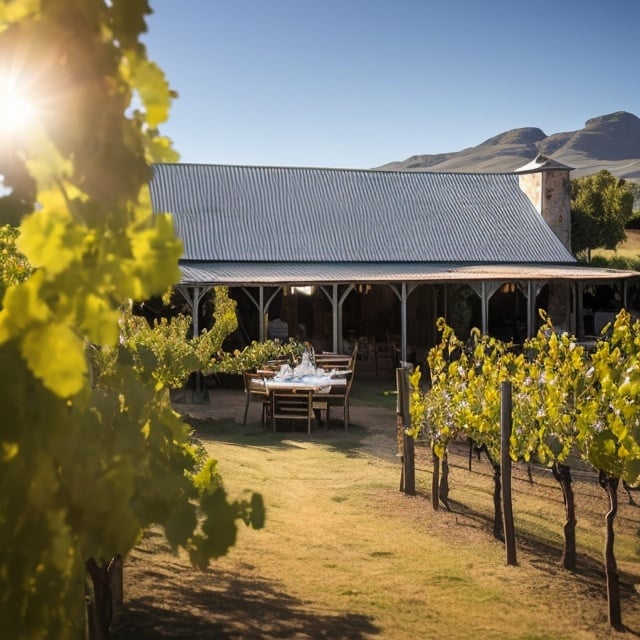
350, 377, 397, 410
112, 390, 640, 640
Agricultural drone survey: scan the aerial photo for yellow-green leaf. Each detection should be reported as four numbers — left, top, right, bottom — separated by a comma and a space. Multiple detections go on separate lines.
0, 0, 40, 29
21, 322, 87, 397
80, 293, 120, 345
126, 54, 174, 128
17, 209, 85, 276
130, 213, 182, 294
0, 271, 51, 338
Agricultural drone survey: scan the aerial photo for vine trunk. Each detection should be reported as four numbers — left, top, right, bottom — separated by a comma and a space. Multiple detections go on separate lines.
552, 462, 577, 570
431, 447, 440, 511
599, 471, 622, 629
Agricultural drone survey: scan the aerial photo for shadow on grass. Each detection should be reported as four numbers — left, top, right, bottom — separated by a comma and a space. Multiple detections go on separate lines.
110, 553, 381, 640
440, 494, 640, 636
186, 416, 368, 457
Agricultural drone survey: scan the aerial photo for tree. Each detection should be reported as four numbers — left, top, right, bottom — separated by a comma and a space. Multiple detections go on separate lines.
0, 3, 263, 638
571, 170, 637, 260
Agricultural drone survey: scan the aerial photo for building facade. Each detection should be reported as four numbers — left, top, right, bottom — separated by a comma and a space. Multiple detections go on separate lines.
149, 159, 638, 364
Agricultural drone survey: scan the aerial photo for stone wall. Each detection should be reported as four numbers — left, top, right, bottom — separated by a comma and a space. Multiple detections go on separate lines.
518, 166, 574, 330
518, 168, 572, 252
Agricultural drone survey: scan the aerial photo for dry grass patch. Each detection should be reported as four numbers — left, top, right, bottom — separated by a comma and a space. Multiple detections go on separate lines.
593, 229, 640, 261
112, 392, 640, 639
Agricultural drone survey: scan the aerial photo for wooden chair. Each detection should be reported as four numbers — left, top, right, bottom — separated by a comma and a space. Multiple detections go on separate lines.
264, 357, 289, 368
271, 390, 315, 434
375, 342, 396, 379
242, 371, 270, 425
314, 354, 352, 370
350, 341, 359, 366
357, 336, 374, 361
322, 372, 355, 431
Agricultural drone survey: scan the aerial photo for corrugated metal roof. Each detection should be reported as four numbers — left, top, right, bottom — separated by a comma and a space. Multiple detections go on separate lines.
150, 163, 576, 264
179, 261, 636, 286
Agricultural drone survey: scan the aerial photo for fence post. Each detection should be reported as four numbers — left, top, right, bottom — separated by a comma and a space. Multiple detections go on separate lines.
501, 380, 517, 566
396, 368, 415, 495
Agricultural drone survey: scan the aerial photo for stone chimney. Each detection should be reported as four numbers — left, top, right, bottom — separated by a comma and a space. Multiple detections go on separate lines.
515, 154, 573, 252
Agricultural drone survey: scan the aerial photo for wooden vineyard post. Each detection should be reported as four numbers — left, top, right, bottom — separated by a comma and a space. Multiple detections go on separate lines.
501, 381, 517, 566
396, 368, 415, 495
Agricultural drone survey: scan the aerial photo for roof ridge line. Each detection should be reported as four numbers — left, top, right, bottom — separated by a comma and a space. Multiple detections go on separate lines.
153, 162, 519, 177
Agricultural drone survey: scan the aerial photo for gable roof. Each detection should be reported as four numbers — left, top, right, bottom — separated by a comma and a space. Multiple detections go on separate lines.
150, 163, 576, 265
515, 153, 574, 174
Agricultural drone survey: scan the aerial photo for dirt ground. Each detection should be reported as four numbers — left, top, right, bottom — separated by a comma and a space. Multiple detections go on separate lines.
110, 387, 640, 640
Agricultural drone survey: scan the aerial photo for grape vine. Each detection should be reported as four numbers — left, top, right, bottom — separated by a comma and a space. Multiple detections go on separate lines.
0, 3, 263, 638
409, 311, 640, 626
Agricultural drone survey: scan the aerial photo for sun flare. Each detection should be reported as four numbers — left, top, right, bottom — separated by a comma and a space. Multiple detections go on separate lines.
0, 73, 37, 136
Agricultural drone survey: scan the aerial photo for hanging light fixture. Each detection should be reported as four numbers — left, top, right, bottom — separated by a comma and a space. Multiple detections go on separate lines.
291, 286, 314, 296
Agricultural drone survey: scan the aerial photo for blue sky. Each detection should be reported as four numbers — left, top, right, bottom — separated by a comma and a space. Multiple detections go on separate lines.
144, 0, 639, 169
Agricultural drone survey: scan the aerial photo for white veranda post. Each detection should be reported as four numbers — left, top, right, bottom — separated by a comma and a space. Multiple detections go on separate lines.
176, 285, 210, 337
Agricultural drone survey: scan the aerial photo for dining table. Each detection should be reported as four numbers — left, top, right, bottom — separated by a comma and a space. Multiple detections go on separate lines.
261, 372, 348, 395
257, 369, 350, 431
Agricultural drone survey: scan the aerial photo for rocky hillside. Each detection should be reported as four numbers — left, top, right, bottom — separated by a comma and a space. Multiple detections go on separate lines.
378, 111, 640, 183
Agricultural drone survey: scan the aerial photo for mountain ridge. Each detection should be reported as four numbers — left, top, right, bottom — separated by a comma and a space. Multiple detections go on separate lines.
377, 111, 640, 183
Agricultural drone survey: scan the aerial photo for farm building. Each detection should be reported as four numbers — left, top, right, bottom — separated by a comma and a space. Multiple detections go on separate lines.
149, 155, 639, 367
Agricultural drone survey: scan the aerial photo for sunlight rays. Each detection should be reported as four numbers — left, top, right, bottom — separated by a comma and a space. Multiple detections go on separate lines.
0, 70, 38, 138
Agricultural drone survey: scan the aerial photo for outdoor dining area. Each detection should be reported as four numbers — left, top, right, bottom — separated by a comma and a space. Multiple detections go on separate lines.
242, 347, 357, 434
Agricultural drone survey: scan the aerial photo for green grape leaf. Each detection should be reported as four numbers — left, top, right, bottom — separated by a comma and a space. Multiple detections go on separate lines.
0, 270, 51, 338
145, 133, 180, 164
191, 458, 223, 494
0, 3, 254, 634
21, 322, 87, 397
126, 55, 174, 128
130, 213, 182, 295
623, 458, 640, 486
17, 209, 85, 276
79, 293, 120, 346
